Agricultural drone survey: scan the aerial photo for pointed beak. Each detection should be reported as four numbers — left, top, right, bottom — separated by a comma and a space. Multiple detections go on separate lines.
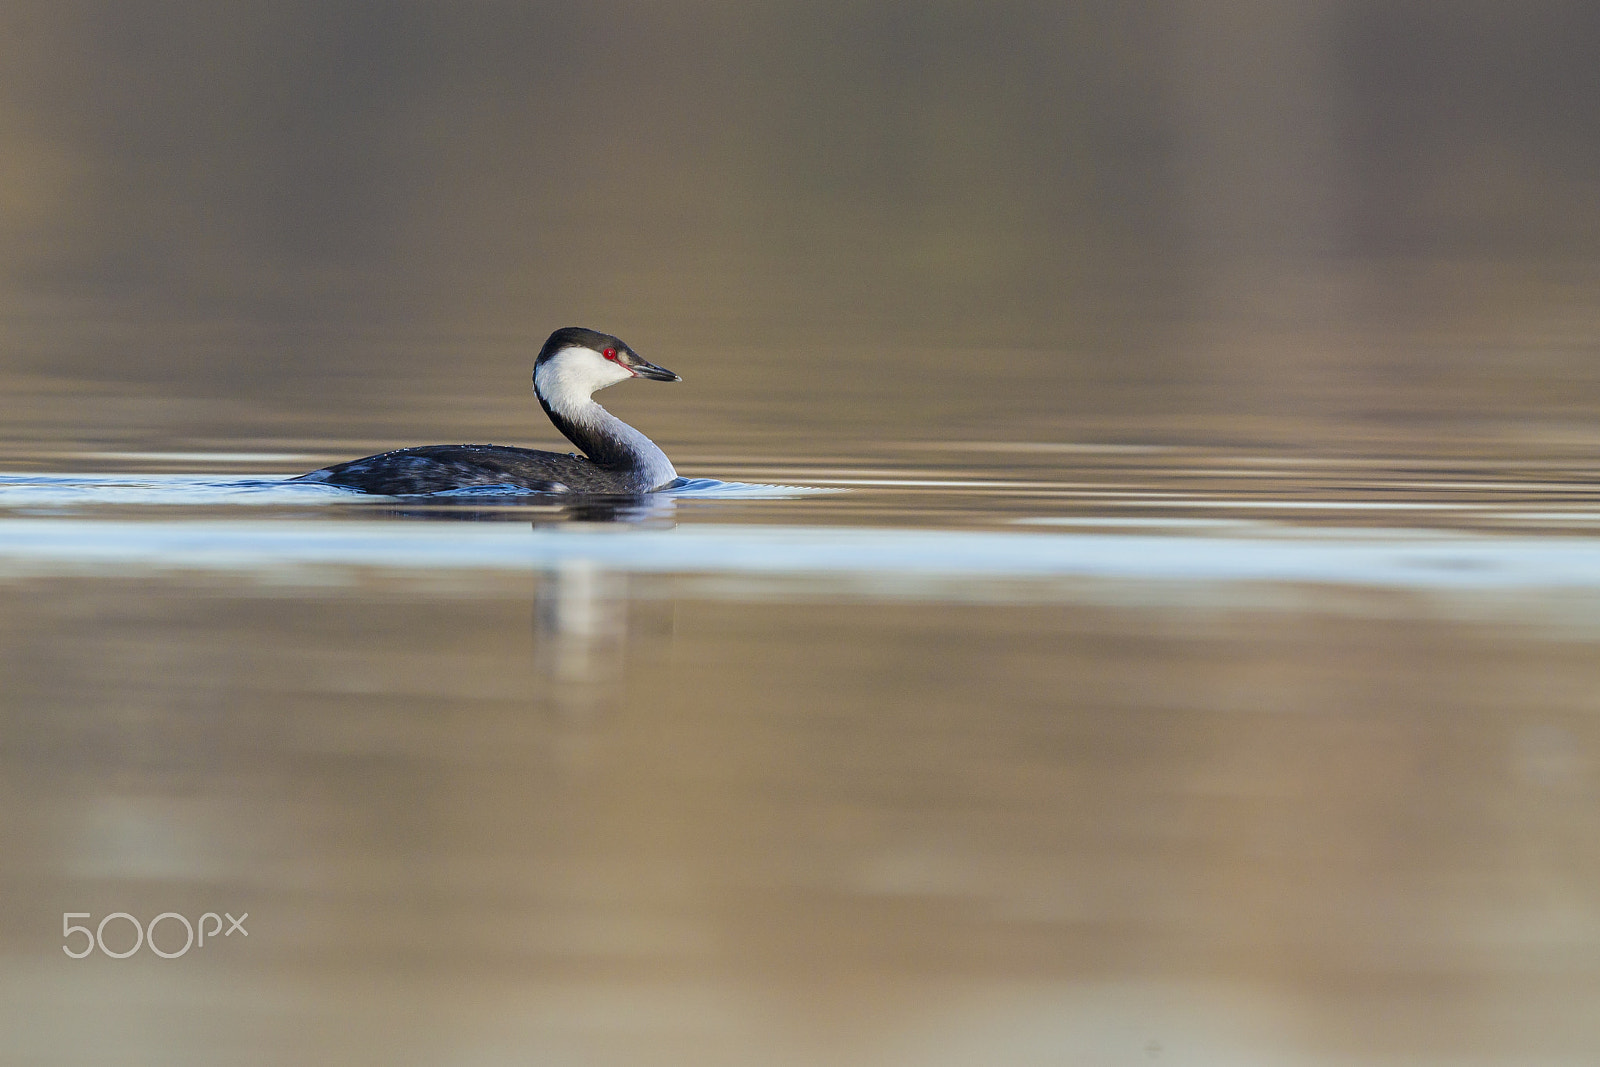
628, 358, 681, 382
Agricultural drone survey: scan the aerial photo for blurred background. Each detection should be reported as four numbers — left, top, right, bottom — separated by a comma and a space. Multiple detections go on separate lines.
6, 4, 1600, 1065
3, 0, 1600, 454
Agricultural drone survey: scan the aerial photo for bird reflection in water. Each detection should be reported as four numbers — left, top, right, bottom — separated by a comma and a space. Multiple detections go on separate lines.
366, 490, 680, 526
359, 492, 675, 724
525, 496, 676, 731
534, 555, 628, 719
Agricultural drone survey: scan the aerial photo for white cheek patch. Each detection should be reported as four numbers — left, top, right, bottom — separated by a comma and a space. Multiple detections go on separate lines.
534, 345, 633, 413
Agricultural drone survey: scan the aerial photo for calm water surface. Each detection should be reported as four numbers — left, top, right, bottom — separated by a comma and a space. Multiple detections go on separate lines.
3, 428, 1600, 1066
10, 4, 1600, 1061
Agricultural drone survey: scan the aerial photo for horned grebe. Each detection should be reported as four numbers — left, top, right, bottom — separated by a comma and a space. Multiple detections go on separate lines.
295, 327, 681, 495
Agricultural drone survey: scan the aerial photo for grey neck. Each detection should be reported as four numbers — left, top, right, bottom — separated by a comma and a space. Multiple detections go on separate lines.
538, 391, 677, 490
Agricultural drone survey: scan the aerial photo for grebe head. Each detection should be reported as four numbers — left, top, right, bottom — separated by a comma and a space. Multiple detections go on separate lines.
533, 327, 679, 411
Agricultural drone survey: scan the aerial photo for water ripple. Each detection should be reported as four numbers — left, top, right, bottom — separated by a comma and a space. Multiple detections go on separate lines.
0, 472, 827, 508
0, 516, 1595, 595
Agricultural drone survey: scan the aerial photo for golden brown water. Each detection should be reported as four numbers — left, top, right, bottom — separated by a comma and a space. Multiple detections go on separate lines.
2, 443, 1599, 1065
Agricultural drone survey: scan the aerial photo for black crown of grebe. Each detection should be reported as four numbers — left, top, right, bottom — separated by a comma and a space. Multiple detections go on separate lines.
295, 327, 681, 495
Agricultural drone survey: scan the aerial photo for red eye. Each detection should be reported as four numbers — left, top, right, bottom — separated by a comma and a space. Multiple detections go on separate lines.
603, 347, 618, 361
